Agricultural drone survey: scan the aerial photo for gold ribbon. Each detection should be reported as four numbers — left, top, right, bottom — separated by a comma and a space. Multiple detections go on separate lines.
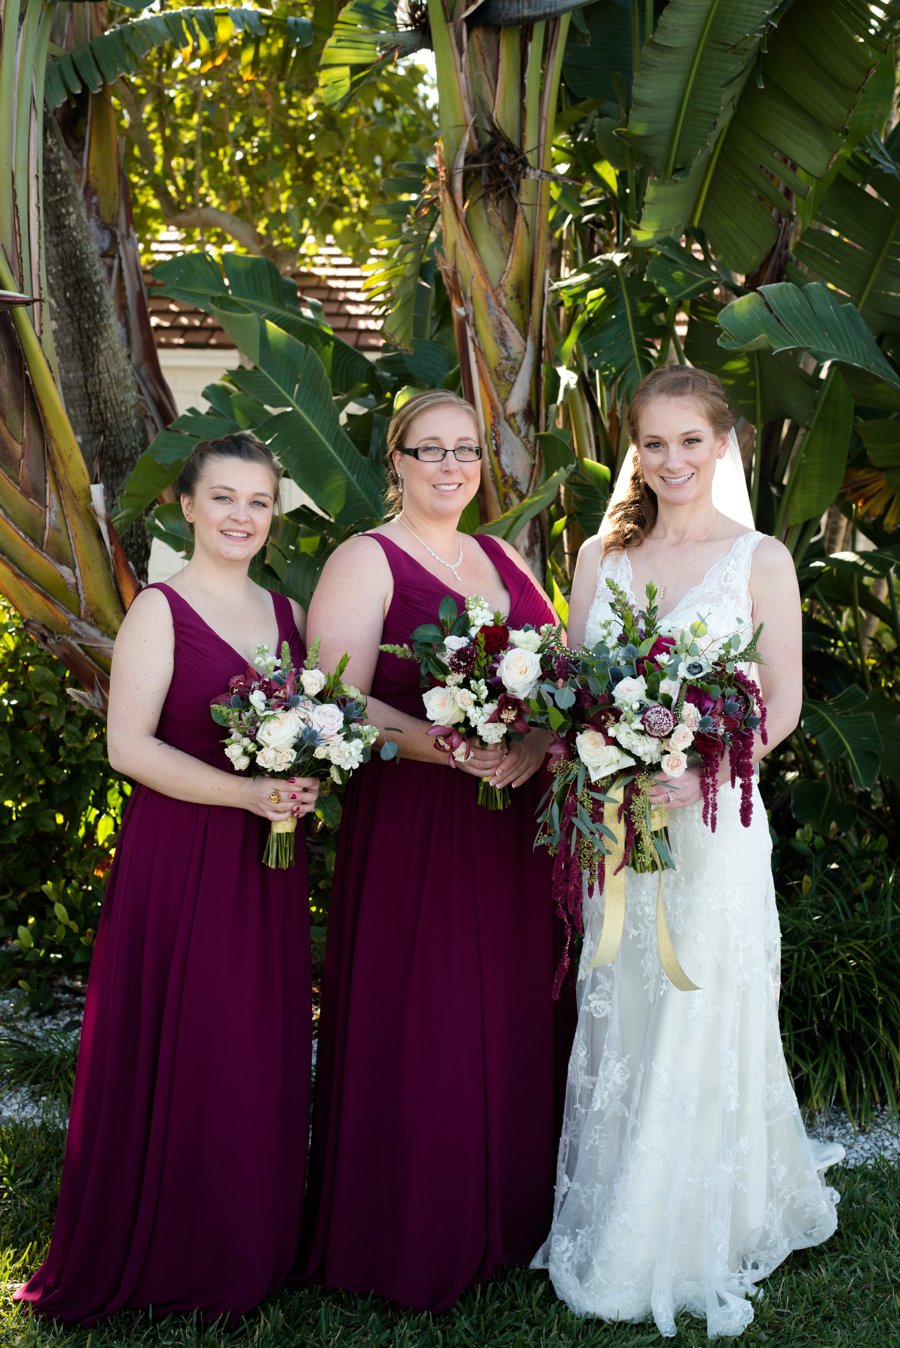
589, 790, 700, 992
270, 819, 297, 835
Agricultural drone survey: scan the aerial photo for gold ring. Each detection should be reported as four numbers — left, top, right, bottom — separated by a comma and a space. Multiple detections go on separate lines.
268, 790, 280, 804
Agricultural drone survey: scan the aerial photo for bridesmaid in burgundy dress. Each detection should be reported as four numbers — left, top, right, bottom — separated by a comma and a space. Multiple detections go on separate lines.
16, 433, 318, 1326
302, 390, 561, 1311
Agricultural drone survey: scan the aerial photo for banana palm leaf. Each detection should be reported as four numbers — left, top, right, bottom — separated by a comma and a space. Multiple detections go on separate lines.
477, 465, 574, 542
152, 251, 377, 396
624, 0, 777, 178
637, 0, 900, 273
791, 146, 900, 338
318, 0, 425, 111
717, 283, 900, 388
777, 373, 855, 529
557, 258, 666, 398
45, 7, 312, 108
801, 685, 882, 790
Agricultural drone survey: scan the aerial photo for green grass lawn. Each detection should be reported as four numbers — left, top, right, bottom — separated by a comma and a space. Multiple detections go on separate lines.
1, 1113, 898, 1348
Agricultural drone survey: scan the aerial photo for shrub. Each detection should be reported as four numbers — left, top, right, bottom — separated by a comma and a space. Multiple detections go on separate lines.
777, 826, 899, 1125
0, 602, 127, 1006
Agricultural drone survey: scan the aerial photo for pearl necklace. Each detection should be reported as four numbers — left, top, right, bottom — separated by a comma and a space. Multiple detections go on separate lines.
657, 510, 719, 602
398, 514, 464, 585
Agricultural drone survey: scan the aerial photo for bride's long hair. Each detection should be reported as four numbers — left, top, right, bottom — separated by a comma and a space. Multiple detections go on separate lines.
605, 367, 735, 554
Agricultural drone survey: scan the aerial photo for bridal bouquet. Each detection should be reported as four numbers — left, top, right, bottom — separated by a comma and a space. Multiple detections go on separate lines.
530, 580, 765, 992
211, 638, 379, 867
381, 593, 561, 809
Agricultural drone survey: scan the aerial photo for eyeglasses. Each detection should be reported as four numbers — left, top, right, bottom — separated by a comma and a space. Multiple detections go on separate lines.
399, 443, 483, 463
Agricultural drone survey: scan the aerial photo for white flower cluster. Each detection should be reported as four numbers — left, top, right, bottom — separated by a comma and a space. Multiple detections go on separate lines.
575, 671, 702, 784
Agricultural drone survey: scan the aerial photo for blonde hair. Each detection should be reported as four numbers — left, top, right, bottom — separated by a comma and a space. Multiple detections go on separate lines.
383, 390, 480, 517
605, 366, 734, 553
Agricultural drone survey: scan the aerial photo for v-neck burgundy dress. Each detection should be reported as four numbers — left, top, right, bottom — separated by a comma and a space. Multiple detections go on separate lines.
16, 584, 312, 1326
301, 534, 563, 1311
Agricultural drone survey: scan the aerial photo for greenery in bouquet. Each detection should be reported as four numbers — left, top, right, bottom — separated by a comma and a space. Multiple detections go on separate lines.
211, 638, 378, 867
381, 594, 561, 810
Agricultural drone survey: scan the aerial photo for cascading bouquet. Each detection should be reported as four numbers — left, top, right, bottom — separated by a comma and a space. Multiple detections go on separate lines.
381, 594, 561, 809
211, 638, 379, 867
529, 580, 765, 993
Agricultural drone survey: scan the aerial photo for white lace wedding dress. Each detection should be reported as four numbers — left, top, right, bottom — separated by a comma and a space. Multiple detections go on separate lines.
533, 532, 840, 1339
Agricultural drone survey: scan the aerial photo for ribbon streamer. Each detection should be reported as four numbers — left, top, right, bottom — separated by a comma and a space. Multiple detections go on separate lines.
589, 788, 700, 991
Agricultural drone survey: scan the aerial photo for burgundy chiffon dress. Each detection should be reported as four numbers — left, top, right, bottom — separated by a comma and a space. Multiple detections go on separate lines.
16, 585, 312, 1327
302, 533, 562, 1312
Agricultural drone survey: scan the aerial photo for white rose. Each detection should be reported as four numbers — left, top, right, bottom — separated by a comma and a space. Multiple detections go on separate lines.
224, 742, 246, 763
256, 746, 279, 770
575, 730, 635, 783
668, 723, 694, 752
508, 628, 542, 653
248, 689, 267, 713
227, 751, 250, 771
679, 703, 701, 731
422, 685, 465, 725
497, 647, 542, 699
256, 708, 303, 752
454, 687, 477, 711
612, 675, 647, 706
658, 677, 681, 703
273, 748, 295, 773
300, 668, 327, 697
330, 764, 343, 784
310, 703, 345, 741
660, 749, 688, 778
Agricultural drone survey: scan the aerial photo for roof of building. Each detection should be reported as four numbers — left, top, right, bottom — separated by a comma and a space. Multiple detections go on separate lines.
146, 230, 384, 354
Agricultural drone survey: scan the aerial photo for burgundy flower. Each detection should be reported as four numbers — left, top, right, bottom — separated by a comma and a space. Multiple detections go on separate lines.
684, 684, 715, 717
448, 644, 476, 675
552, 652, 576, 681
427, 724, 471, 764
484, 694, 530, 735
479, 623, 510, 654
636, 635, 676, 675
641, 703, 676, 739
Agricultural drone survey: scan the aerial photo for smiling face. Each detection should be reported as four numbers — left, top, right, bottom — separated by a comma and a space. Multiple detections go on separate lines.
181, 455, 277, 562
635, 395, 727, 509
391, 404, 482, 523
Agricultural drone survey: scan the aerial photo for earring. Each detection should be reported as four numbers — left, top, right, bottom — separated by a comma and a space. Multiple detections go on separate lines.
397, 476, 404, 494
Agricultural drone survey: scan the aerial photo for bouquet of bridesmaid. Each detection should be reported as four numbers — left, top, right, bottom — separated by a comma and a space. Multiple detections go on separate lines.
211, 638, 379, 867
381, 593, 561, 809
529, 580, 765, 993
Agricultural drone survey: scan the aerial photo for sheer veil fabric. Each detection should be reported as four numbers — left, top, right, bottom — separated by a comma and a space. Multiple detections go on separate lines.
533, 450, 841, 1338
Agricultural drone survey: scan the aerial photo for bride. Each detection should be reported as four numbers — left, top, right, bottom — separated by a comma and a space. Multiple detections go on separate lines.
533, 366, 841, 1339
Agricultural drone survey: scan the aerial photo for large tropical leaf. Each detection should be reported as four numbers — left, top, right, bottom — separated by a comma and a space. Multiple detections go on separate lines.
45, 7, 312, 109
557, 257, 666, 398
623, 0, 777, 178
777, 373, 855, 529
791, 145, 900, 338
477, 465, 574, 542
152, 251, 377, 396
801, 685, 883, 789
717, 283, 900, 389
637, 0, 900, 273
562, 0, 637, 113
318, 0, 424, 111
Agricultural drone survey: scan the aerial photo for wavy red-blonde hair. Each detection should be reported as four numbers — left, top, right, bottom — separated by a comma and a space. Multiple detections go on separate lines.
604, 366, 734, 554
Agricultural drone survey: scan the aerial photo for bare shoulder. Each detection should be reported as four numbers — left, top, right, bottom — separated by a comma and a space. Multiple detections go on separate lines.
576, 532, 605, 568
287, 597, 307, 638
117, 584, 174, 636
751, 533, 796, 581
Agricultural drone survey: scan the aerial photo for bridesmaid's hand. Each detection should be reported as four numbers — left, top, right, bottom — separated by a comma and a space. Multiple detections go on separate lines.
242, 776, 319, 821
487, 731, 550, 791
649, 766, 704, 811
455, 742, 507, 780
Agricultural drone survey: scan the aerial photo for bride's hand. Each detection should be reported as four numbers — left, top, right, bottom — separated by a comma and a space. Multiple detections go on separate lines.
649, 765, 704, 811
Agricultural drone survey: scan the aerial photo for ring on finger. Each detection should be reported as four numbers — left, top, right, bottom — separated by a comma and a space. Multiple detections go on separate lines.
268, 789, 280, 804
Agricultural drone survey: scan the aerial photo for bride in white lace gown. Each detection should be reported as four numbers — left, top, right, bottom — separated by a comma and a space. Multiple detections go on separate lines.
533, 368, 841, 1339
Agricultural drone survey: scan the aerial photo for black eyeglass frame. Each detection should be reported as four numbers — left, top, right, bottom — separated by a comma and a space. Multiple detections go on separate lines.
398, 444, 483, 462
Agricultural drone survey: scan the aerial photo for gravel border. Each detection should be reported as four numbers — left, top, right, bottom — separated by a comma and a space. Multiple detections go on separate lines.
2, 994, 898, 1166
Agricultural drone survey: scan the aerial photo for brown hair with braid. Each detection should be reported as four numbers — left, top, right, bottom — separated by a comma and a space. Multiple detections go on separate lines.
384, 389, 480, 517
603, 366, 735, 554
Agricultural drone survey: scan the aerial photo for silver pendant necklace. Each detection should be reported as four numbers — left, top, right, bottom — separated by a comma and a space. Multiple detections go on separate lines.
398, 514, 464, 585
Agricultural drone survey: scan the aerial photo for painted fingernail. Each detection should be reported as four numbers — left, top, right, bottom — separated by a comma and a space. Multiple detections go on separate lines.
288, 777, 296, 783
290, 793, 297, 800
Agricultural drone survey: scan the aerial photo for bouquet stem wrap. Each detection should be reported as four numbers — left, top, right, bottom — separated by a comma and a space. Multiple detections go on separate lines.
588, 784, 699, 992
263, 818, 297, 869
